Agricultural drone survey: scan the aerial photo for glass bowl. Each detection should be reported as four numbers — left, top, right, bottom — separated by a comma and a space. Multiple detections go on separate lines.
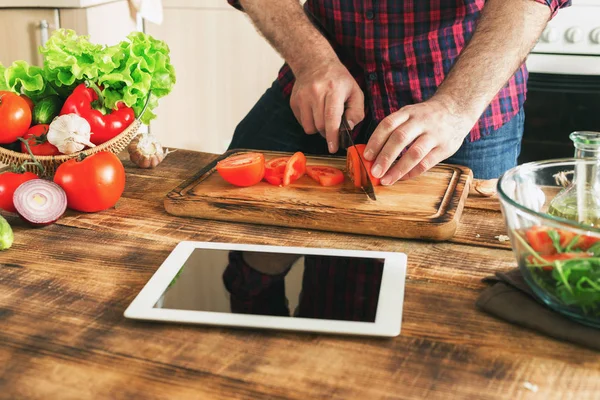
497, 158, 600, 328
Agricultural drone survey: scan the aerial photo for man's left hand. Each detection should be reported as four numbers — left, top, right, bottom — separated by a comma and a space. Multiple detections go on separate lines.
363, 95, 478, 185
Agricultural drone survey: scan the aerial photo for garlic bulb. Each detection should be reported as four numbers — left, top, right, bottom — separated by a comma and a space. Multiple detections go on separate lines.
128, 133, 172, 169
47, 114, 96, 154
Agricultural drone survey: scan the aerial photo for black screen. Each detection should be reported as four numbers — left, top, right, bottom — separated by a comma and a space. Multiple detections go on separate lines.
154, 249, 385, 323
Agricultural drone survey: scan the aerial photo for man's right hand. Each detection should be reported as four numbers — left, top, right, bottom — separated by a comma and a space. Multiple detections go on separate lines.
290, 61, 365, 154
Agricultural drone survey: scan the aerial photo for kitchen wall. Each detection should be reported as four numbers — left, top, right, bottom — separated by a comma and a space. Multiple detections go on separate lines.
145, 0, 284, 155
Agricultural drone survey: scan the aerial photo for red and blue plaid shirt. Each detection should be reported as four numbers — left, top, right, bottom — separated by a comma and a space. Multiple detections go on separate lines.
228, 0, 570, 141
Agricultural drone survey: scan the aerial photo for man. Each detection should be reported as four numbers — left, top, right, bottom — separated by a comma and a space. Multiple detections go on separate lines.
227, 0, 569, 181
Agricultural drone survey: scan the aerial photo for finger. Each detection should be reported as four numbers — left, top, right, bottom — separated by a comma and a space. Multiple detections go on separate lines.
312, 95, 326, 137
323, 91, 344, 154
300, 103, 318, 135
363, 110, 410, 161
344, 86, 365, 129
370, 120, 421, 179
380, 135, 437, 185
400, 147, 445, 181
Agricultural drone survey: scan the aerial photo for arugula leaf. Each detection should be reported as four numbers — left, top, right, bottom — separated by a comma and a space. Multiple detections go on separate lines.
547, 229, 564, 253
563, 234, 581, 253
587, 242, 600, 257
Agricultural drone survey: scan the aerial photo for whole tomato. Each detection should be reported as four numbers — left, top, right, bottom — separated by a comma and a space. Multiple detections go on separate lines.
20, 124, 61, 156
0, 91, 32, 144
0, 171, 39, 213
54, 151, 126, 212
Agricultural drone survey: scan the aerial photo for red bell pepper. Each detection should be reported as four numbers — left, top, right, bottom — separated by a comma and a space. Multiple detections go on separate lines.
60, 82, 135, 146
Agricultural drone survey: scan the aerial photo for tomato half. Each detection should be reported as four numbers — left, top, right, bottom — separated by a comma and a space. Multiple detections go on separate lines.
0, 91, 32, 144
346, 144, 380, 187
216, 152, 265, 187
306, 166, 345, 187
283, 152, 306, 186
54, 151, 126, 212
20, 124, 60, 156
0, 171, 39, 213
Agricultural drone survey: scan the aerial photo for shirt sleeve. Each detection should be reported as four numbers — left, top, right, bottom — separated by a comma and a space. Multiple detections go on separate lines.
227, 0, 243, 11
533, 0, 572, 18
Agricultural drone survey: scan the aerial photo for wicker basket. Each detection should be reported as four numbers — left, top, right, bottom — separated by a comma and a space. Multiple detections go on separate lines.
0, 118, 142, 176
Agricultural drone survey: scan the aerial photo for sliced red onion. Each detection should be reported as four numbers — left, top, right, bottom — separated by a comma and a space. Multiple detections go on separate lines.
13, 180, 67, 226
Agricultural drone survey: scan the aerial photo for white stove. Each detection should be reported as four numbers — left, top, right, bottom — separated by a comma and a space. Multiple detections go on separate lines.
527, 0, 600, 75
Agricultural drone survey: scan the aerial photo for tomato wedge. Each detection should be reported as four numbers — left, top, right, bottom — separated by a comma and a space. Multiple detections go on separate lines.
306, 166, 344, 187
346, 144, 380, 187
264, 157, 289, 185
525, 226, 556, 254
283, 152, 306, 186
265, 173, 284, 186
526, 252, 592, 270
216, 152, 265, 187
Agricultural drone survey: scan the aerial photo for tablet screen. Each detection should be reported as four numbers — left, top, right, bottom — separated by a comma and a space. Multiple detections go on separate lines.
154, 249, 385, 323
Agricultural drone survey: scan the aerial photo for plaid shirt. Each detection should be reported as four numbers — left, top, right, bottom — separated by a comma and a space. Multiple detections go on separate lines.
228, 0, 570, 141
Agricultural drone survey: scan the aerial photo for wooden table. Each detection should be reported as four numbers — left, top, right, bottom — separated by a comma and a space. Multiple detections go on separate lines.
1, 150, 598, 400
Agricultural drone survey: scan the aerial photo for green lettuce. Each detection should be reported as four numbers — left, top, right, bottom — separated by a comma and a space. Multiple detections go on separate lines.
0, 63, 8, 91
98, 31, 176, 124
39, 29, 108, 97
4, 60, 57, 101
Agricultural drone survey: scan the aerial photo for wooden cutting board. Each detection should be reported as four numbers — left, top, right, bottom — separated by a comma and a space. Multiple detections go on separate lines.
164, 150, 473, 241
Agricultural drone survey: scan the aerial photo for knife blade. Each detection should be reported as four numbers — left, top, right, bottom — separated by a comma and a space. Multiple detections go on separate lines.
340, 117, 377, 201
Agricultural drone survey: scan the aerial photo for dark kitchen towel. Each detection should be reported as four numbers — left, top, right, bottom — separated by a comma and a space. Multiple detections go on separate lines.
476, 269, 600, 351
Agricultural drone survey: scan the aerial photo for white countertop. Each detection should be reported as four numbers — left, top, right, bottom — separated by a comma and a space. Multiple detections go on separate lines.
0, 0, 117, 8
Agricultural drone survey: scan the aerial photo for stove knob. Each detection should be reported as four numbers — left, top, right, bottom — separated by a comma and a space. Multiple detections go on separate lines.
565, 27, 584, 43
541, 27, 559, 43
591, 28, 600, 44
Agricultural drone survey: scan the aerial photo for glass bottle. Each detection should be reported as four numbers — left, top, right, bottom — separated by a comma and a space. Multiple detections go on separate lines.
547, 131, 600, 227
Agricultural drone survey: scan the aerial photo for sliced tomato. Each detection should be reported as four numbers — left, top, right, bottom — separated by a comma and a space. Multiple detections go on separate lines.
525, 226, 556, 255
265, 172, 284, 186
283, 152, 306, 186
346, 144, 380, 187
265, 157, 289, 175
575, 234, 600, 251
306, 166, 344, 187
216, 152, 265, 187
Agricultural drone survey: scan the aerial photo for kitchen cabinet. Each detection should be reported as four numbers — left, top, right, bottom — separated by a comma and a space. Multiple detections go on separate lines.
0, 0, 139, 67
145, 0, 284, 154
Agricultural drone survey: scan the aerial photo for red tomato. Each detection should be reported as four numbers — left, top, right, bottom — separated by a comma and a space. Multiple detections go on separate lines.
346, 144, 381, 188
20, 124, 60, 156
525, 226, 556, 254
526, 252, 591, 270
306, 166, 345, 186
0, 91, 32, 144
283, 152, 306, 186
216, 152, 265, 187
264, 157, 288, 185
575, 234, 600, 251
53, 152, 125, 212
0, 171, 38, 213
21, 95, 34, 114
265, 173, 284, 186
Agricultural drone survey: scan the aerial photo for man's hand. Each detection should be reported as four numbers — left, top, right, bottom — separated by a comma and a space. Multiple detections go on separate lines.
363, 95, 477, 185
364, 0, 551, 184
290, 60, 364, 153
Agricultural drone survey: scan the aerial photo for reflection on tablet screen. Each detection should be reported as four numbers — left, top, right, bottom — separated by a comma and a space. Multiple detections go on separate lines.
154, 249, 385, 323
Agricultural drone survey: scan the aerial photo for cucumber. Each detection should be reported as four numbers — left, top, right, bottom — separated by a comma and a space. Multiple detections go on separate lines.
0, 215, 13, 251
33, 95, 63, 125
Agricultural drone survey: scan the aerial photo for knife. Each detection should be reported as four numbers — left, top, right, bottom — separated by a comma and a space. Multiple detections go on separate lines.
340, 117, 377, 201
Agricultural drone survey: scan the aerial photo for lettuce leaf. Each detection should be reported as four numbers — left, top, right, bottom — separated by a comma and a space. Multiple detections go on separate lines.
39, 29, 108, 97
0, 63, 9, 91
4, 60, 57, 101
98, 31, 176, 124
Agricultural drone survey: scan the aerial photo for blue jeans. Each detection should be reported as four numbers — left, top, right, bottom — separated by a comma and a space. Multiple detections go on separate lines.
229, 81, 524, 179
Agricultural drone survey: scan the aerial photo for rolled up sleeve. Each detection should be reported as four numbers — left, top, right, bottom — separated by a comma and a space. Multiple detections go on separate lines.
532, 0, 572, 18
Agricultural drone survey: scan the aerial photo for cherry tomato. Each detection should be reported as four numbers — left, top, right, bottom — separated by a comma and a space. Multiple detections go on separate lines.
54, 152, 126, 212
283, 152, 306, 186
216, 152, 265, 187
0, 171, 39, 213
20, 124, 60, 156
0, 91, 32, 144
306, 166, 345, 186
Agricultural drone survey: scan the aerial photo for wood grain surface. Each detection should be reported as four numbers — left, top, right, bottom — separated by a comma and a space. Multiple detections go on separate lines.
0, 149, 598, 400
165, 150, 473, 241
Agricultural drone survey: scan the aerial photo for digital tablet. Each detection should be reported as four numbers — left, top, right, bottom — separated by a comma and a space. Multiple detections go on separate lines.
124, 241, 407, 337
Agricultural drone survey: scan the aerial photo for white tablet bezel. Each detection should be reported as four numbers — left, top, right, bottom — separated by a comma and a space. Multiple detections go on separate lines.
124, 241, 407, 337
